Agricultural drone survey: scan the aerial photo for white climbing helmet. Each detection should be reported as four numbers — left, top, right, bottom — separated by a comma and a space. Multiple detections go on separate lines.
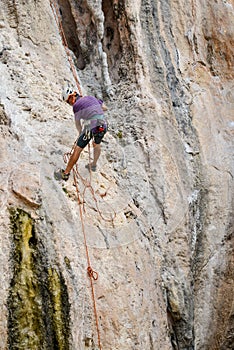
62, 86, 77, 102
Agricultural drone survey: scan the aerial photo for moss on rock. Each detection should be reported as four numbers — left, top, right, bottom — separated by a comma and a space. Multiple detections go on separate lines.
8, 208, 70, 350
48, 267, 70, 350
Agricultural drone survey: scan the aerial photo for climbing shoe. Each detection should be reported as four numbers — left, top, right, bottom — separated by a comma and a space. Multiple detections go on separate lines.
85, 163, 97, 172
54, 169, 70, 181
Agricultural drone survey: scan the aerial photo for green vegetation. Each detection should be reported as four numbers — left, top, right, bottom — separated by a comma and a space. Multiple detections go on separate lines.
8, 208, 70, 350
117, 130, 123, 139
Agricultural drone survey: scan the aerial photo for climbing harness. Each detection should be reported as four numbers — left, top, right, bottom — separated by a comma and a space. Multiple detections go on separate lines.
83, 123, 92, 141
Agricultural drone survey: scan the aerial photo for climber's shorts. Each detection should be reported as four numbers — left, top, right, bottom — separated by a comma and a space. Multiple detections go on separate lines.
77, 124, 107, 149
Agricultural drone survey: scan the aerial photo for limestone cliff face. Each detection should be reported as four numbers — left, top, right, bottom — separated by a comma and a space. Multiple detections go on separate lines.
0, 0, 233, 349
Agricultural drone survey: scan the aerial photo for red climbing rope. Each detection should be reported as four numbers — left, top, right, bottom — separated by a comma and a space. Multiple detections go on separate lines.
64, 150, 102, 350
50, 2, 102, 349
73, 168, 102, 349
64, 142, 115, 224
50, 0, 82, 96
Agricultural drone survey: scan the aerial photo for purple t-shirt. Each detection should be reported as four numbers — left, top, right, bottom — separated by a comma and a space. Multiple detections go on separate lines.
73, 96, 104, 121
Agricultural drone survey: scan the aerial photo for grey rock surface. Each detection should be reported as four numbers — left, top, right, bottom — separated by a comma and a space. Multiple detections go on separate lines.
0, 0, 233, 349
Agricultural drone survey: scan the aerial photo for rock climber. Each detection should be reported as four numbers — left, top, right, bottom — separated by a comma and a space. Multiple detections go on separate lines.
55, 87, 108, 181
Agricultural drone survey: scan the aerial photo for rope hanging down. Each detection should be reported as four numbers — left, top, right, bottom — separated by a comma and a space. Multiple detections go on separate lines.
64, 150, 102, 350
50, 0, 82, 96
50, 2, 102, 349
